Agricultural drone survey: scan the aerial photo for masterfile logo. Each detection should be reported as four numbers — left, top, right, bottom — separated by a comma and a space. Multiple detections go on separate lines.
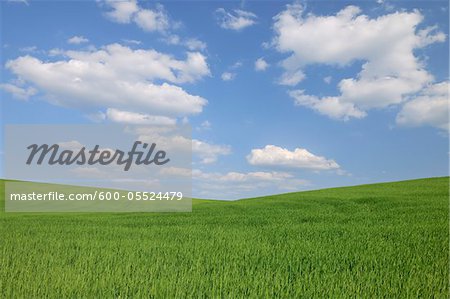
4, 124, 192, 212
26, 141, 170, 171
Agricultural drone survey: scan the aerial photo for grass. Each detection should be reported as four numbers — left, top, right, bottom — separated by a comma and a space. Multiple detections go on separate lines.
0, 177, 448, 298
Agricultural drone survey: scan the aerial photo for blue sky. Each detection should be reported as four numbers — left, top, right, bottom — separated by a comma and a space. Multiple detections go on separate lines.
1, 0, 448, 199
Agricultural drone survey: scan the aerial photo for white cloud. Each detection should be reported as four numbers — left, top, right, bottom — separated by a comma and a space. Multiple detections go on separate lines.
4, 44, 210, 117
230, 61, 243, 69
255, 58, 269, 71
194, 169, 293, 182
135, 127, 231, 164
163, 35, 207, 51
192, 139, 231, 164
103, 0, 138, 23
192, 169, 310, 199
396, 81, 449, 131
289, 90, 366, 120
48, 48, 64, 56
85, 111, 106, 122
323, 76, 332, 84
247, 145, 340, 170
184, 38, 207, 51
0, 83, 36, 100
67, 36, 89, 44
106, 108, 176, 125
221, 72, 235, 81
102, 2, 205, 51
19, 46, 37, 53
164, 34, 181, 45
181, 116, 189, 125
215, 8, 257, 31
416, 25, 446, 47
198, 120, 211, 130
134, 6, 170, 33
273, 4, 446, 121
122, 39, 141, 45
160, 167, 192, 177
102, 0, 170, 33
58, 140, 84, 151
279, 70, 305, 86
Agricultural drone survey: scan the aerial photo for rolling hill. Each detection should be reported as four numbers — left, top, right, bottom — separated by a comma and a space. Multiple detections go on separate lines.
0, 177, 448, 297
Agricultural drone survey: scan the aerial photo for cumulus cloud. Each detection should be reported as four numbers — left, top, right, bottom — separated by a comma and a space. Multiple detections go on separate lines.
161, 168, 300, 185
230, 61, 243, 69
57, 140, 84, 151
122, 39, 141, 45
48, 48, 64, 56
163, 35, 207, 51
192, 139, 231, 164
4, 44, 210, 117
134, 6, 170, 32
103, 0, 138, 23
67, 36, 89, 44
215, 8, 257, 31
247, 145, 340, 170
255, 58, 269, 71
106, 108, 177, 125
134, 126, 231, 164
125, 121, 243, 168
184, 38, 207, 51
102, 1, 206, 52
158, 167, 310, 199
192, 169, 309, 199
273, 4, 446, 121
289, 90, 366, 120
160, 166, 192, 177
85, 111, 107, 122
279, 70, 305, 86
221, 72, 235, 81
19, 46, 37, 53
102, 0, 170, 33
416, 25, 446, 47
396, 81, 449, 131
0, 83, 37, 100
193, 169, 293, 182
198, 120, 212, 130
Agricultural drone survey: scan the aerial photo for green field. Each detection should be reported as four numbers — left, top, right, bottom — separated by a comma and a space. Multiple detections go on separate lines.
0, 177, 448, 298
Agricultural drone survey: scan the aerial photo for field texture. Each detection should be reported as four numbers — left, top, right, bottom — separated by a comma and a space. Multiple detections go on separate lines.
0, 177, 448, 298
